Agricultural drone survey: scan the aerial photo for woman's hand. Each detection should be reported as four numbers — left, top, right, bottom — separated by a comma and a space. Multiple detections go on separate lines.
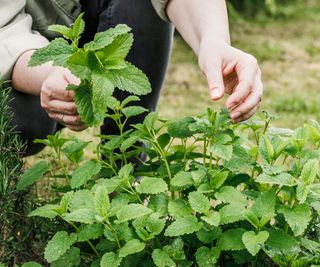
40, 68, 87, 132
198, 39, 263, 122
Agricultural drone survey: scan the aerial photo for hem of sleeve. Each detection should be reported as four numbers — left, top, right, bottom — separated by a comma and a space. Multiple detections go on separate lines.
151, 0, 171, 23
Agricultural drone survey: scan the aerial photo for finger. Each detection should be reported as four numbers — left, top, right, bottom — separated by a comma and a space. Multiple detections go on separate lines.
64, 70, 81, 86
47, 100, 78, 115
233, 105, 259, 123
226, 56, 258, 109
230, 74, 263, 120
42, 77, 75, 101
203, 60, 225, 100
48, 113, 84, 126
67, 125, 88, 132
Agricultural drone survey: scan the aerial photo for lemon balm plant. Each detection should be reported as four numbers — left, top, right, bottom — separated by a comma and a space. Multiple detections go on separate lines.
16, 14, 320, 267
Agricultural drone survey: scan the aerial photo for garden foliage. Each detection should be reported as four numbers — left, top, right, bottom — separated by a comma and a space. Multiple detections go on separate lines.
11, 14, 320, 267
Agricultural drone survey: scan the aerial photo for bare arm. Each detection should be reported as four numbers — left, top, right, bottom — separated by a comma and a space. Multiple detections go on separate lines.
167, 0, 263, 122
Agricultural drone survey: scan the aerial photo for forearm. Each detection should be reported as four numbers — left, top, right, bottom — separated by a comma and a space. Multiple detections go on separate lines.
166, 0, 230, 55
12, 50, 55, 95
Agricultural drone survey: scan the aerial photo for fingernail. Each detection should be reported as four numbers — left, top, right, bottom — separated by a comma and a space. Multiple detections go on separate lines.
210, 89, 221, 99
231, 112, 241, 119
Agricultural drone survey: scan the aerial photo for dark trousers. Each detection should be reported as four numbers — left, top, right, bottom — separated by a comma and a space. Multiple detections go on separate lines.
9, 0, 173, 156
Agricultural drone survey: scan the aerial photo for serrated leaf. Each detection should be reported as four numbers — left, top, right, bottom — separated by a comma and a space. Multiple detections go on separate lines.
74, 85, 94, 124
21, 262, 42, 267
148, 193, 168, 217
110, 62, 151, 95
71, 160, 101, 189
62, 140, 90, 163
144, 111, 158, 129
215, 186, 247, 206
196, 227, 222, 244
70, 12, 85, 40
301, 159, 319, 184
259, 135, 274, 163
157, 133, 171, 148
217, 228, 246, 251
100, 252, 122, 267
188, 191, 211, 214
167, 117, 195, 139
251, 189, 276, 226
152, 249, 175, 267
86, 24, 131, 51
119, 239, 145, 258
122, 106, 147, 118
264, 229, 300, 259
116, 204, 152, 223
64, 208, 96, 224
48, 24, 73, 39
242, 231, 269, 256
120, 135, 140, 152
168, 199, 192, 219
91, 72, 115, 123
211, 143, 233, 160
164, 215, 202, 237
69, 190, 94, 211
67, 50, 93, 80
171, 171, 194, 190
195, 246, 220, 267
28, 204, 59, 219
256, 172, 296, 186
219, 203, 246, 225
278, 204, 311, 236
201, 211, 220, 226
94, 184, 110, 218
78, 224, 104, 242
209, 170, 229, 189
17, 161, 48, 190
29, 38, 73, 67
51, 247, 80, 267
44, 231, 77, 263
136, 177, 168, 194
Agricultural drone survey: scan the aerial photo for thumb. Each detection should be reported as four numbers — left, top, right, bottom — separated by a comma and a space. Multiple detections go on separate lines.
204, 61, 225, 100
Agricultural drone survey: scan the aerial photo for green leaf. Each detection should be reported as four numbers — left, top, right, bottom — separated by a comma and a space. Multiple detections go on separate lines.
278, 204, 311, 236
62, 140, 90, 163
91, 72, 115, 123
116, 204, 152, 223
168, 199, 192, 219
100, 33, 134, 62
17, 161, 48, 190
148, 193, 168, 217
301, 159, 319, 184
209, 170, 229, 189
94, 184, 110, 218
69, 190, 94, 211
219, 203, 246, 225
78, 224, 104, 242
242, 231, 269, 256
71, 160, 101, 189
196, 227, 222, 244
195, 246, 220, 267
51, 247, 81, 267
110, 62, 151, 95
85, 24, 131, 51
157, 133, 171, 148
167, 117, 195, 139
74, 84, 94, 124
256, 172, 296, 187
259, 135, 274, 163
119, 239, 145, 258
122, 106, 147, 118
44, 231, 77, 263
164, 215, 202, 237
48, 24, 73, 39
217, 228, 246, 251
211, 143, 233, 160
29, 38, 73, 67
136, 177, 168, 194
296, 183, 310, 204
64, 208, 96, 224
100, 252, 122, 267
144, 111, 158, 130
56, 191, 74, 214
70, 12, 85, 40
201, 211, 221, 226
264, 229, 300, 260
28, 204, 59, 219
152, 249, 175, 267
67, 50, 93, 80
215, 186, 247, 206
251, 189, 276, 226
171, 171, 194, 190
120, 135, 140, 152
188, 191, 211, 214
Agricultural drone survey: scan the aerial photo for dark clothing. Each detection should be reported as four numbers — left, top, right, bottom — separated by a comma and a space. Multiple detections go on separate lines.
9, 0, 173, 156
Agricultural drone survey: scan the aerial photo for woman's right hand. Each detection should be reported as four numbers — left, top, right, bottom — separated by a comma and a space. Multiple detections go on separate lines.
40, 67, 87, 132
